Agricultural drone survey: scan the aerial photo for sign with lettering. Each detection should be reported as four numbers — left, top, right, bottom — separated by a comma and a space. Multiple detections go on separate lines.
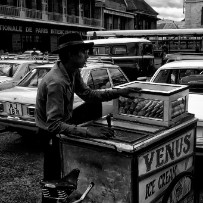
51, 29, 70, 35
35, 28, 48, 34
139, 156, 193, 203
0, 24, 82, 35
25, 27, 32, 33
138, 129, 195, 176
0, 25, 22, 32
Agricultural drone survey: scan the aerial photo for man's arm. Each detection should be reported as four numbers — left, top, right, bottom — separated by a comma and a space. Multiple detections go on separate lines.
75, 70, 141, 102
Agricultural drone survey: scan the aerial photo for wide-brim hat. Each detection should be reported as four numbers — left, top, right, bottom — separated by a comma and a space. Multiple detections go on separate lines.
52, 32, 94, 54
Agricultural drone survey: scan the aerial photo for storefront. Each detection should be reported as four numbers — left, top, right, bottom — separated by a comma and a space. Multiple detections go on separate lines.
0, 18, 89, 53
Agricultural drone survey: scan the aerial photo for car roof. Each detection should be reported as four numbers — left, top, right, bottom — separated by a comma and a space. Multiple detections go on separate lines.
165, 53, 203, 60
35, 61, 119, 69
35, 63, 54, 68
85, 38, 151, 45
160, 60, 203, 69
0, 60, 38, 64
166, 53, 203, 57
85, 62, 119, 69
24, 50, 41, 53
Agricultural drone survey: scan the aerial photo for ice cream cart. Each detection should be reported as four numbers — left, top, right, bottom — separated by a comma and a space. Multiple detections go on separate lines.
58, 81, 197, 203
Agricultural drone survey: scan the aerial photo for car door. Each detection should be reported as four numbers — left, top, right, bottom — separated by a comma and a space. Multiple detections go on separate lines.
108, 67, 129, 86
151, 69, 179, 84
87, 68, 112, 116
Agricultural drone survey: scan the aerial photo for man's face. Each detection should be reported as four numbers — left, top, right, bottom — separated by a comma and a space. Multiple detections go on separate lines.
70, 48, 89, 69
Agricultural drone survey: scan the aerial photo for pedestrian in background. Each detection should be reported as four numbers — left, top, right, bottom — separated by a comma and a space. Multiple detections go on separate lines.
43, 51, 49, 61
161, 43, 168, 65
31, 48, 39, 57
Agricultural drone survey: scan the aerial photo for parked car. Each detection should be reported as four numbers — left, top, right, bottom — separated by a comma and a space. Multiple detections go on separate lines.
17, 50, 43, 60
163, 52, 203, 64
0, 60, 51, 91
188, 93, 203, 151
46, 54, 59, 62
0, 60, 130, 136
150, 60, 203, 92
85, 38, 155, 81
23, 50, 43, 56
150, 60, 203, 153
0, 53, 19, 60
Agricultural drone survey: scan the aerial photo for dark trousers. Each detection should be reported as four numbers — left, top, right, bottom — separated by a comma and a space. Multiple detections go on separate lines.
38, 128, 62, 203
39, 101, 102, 202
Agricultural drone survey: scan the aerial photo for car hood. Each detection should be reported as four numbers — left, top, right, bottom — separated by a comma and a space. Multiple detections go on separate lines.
0, 76, 12, 83
0, 86, 37, 104
188, 93, 203, 121
0, 86, 84, 107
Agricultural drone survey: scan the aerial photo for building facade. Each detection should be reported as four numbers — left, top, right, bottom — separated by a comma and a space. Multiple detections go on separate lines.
101, 0, 158, 30
102, 0, 135, 30
0, 0, 104, 53
185, 0, 203, 28
0, 0, 158, 53
126, 0, 158, 30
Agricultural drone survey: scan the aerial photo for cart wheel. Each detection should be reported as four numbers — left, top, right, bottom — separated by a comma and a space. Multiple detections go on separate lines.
162, 171, 193, 203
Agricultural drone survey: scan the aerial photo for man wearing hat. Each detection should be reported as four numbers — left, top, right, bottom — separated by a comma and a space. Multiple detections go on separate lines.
35, 32, 141, 194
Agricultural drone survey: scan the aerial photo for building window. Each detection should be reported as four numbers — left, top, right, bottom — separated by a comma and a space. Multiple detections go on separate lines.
1, 0, 7, 5
201, 7, 203, 25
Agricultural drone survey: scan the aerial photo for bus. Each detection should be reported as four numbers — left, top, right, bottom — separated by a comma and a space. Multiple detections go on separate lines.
85, 38, 155, 81
87, 28, 203, 68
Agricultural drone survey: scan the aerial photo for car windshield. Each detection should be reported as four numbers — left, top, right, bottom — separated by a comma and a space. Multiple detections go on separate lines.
18, 68, 50, 87
153, 68, 203, 93
17, 67, 91, 88
92, 46, 111, 55
17, 65, 127, 89
0, 63, 20, 77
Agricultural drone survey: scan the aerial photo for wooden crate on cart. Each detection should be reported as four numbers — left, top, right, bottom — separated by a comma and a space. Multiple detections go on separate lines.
113, 81, 189, 127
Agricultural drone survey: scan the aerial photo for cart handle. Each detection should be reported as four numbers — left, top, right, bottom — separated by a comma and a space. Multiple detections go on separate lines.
71, 182, 94, 203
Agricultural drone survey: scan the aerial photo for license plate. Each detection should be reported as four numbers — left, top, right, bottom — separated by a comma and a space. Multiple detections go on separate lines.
6, 102, 22, 116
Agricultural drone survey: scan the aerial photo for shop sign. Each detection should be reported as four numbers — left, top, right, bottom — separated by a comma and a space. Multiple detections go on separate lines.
25, 27, 32, 33
25, 27, 49, 34
0, 24, 86, 36
139, 156, 193, 203
0, 25, 22, 32
35, 28, 48, 34
50, 29, 70, 35
25, 27, 71, 35
138, 129, 195, 176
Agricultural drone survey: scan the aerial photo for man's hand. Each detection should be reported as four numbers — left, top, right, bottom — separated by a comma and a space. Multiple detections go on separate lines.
86, 126, 114, 139
117, 87, 141, 98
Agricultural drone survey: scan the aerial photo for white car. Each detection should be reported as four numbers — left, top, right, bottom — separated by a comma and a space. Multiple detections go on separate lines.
17, 50, 43, 60
23, 50, 42, 55
188, 93, 203, 153
0, 60, 129, 136
163, 53, 203, 64
150, 60, 203, 152
0, 60, 49, 91
150, 60, 203, 87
